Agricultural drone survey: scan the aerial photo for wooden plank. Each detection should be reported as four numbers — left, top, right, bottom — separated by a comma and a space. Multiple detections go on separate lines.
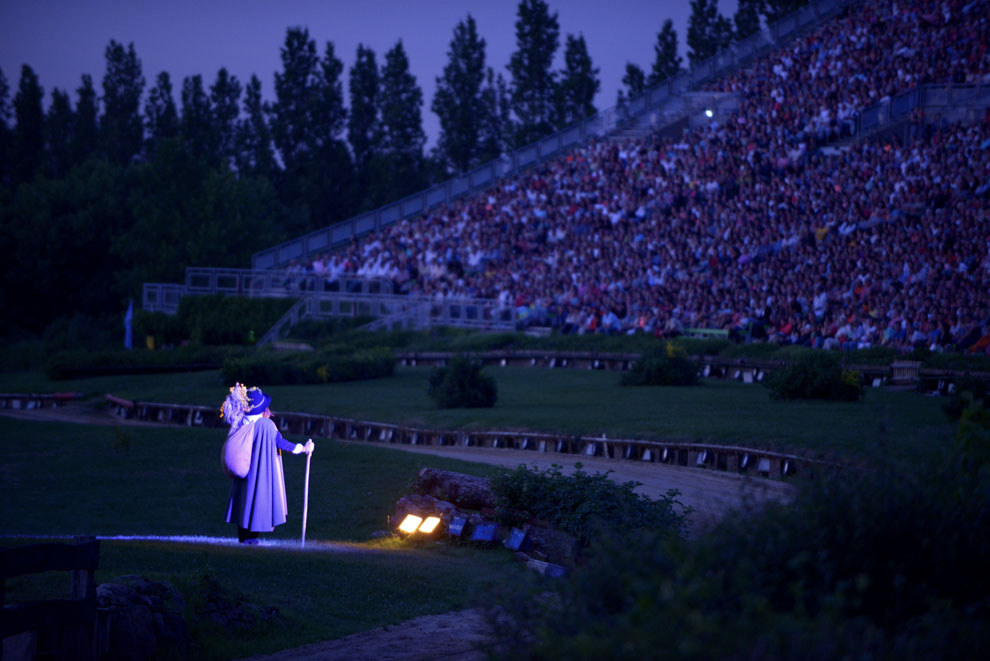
0, 539, 99, 580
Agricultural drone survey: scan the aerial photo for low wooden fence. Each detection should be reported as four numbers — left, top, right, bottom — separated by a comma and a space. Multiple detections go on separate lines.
0, 392, 82, 410
104, 394, 828, 481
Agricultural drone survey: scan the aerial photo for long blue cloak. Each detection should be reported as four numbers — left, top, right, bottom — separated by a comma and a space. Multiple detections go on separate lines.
225, 417, 297, 532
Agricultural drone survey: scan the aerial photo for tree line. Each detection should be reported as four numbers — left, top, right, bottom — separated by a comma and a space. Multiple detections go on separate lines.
0, 0, 807, 340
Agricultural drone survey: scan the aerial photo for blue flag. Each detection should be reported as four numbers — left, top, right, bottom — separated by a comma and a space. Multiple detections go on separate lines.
124, 299, 133, 350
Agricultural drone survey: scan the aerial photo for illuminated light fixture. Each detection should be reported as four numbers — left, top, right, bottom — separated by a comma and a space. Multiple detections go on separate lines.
398, 514, 443, 535
782, 460, 793, 476
739, 453, 751, 471
705, 108, 714, 118
696, 450, 711, 466
471, 522, 497, 543
398, 515, 423, 533
757, 458, 771, 474
419, 516, 442, 534
661, 447, 671, 463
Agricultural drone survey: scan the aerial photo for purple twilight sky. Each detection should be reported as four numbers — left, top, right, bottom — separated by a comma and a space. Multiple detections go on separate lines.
0, 0, 738, 147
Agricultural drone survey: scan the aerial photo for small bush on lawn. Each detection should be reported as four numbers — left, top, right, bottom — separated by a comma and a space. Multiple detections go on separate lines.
621, 342, 698, 386
489, 463, 688, 549
221, 347, 395, 385
765, 351, 863, 401
427, 356, 497, 408
942, 376, 990, 421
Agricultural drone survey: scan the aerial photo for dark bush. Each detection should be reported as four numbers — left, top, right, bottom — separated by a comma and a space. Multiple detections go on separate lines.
489, 463, 687, 548
176, 295, 296, 345
427, 356, 497, 408
942, 376, 990, 420
621, 342, 698, 386
765, 352, 863, 401
220, 347, 396, 385
492, 454, 990, 660
46, 345, 250, 380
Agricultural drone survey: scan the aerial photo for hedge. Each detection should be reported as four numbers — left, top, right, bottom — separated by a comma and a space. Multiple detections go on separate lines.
220, 347, 396, 385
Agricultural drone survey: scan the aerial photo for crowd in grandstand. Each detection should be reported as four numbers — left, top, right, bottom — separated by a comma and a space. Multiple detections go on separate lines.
298, 0, 990, 354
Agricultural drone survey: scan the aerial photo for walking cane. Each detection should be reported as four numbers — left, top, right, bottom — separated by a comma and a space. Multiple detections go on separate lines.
301, 438, 313, 548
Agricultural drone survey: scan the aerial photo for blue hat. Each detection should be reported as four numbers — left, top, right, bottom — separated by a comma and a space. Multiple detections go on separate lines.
244, 388, 271, 416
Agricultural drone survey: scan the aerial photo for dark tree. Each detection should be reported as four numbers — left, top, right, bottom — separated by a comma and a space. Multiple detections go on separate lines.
180, 74, 213, 162
271, 27, 320, 167
100, 40, 145, 165
433, 14, 488, 174
144, 71, 179, 154
210, 67, 241, 168
735, 0, 764, 41
554, 33, 599, 129
648, 19, 683, 86
12, 65, 44, 184
45, 88, 74, 178
687, 0, 733, 65
348, 44, 381, 172
314, 41, 347, 148
762, 0, 807, 25
72, 75, 99, 165
618, 62, 646, 105
478, 68, 511, 163
235, 74, 276, 178
507, 0, 560, 147
0, 68, 11, 186
379, 40, 427, 198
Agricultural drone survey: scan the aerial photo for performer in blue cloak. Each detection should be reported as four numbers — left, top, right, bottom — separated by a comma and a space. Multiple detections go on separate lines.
221, 385, 314, 544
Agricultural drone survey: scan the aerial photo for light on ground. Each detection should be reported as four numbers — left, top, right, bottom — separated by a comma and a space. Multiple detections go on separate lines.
398, 514, 423, 533
419, 516, 441, 534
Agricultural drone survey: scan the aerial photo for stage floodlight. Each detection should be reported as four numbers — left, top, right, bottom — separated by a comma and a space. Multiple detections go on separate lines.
399, 514, 423, 533
448, 516, 467, 537
419, 516, 441, 534
705, 109, 714, 118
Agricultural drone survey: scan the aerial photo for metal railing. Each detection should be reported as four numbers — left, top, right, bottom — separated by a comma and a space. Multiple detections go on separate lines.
142, 268, 393, 314
251, 0, 854, 271
258, 292, 517, 344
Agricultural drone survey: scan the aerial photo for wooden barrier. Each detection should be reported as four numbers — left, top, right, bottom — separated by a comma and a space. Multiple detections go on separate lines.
110, 394, 828, 480
1, 536, 100, 661
0, 393, 81, 410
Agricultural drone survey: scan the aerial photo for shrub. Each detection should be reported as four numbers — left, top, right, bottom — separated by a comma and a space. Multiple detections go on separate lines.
621, 342, 698, 386
426, 356, 497, 408
489, 463, 688, 547
764, 352, 863, 401
220, 347, 396, 385
493, 455, 990, 660
176, 295, 296, 345
942, 376, 990, 420
46, 345, 250, 380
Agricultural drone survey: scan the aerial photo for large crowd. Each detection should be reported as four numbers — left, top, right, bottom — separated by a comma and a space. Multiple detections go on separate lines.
297, 0, 990, 354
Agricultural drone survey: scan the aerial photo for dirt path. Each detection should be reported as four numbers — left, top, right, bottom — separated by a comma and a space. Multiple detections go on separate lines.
4, 403, 793, 661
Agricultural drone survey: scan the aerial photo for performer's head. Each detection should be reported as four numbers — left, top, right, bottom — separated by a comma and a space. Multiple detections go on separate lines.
245, 387, 271, 416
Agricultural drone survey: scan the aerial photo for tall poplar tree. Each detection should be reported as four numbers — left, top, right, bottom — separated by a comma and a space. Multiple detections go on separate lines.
735, 0, 764, 41
100, 40, 145, 165
380, 40, 426, 199
271, 27, 320, 168
72, 75, 99, 166
433, 14, 488, 174
144, 71, 178, 154
687, 0, 733, 65
762, 0, 806, 25
617, 62, 646, 105
235, 74, 276, 179
45, 88, 74, 178
210, 68, 241, 168
348, 44, 381, 173
12, 65, 44, 184
648, 19, 683, 86
180, 74, 212, 162
507, 0, 560, 147
478, 68, 511, 163
0, 68, 11, 186
554, 33, 599, 129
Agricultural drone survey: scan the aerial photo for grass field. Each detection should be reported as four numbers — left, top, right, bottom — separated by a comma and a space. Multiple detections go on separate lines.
0, 365, 954, 461
0, 416, 534, 658
0, 365, 958, 657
